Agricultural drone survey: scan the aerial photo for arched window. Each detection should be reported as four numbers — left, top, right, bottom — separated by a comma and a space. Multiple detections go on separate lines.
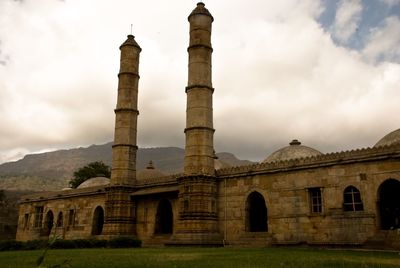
245, 191, 268, 232
91, 206, 104, 235
44, 210, 54, 236
155, 199, 173, 234
56, 212, 63, 227
379, 179, 400, 230
343, 186, 363, 211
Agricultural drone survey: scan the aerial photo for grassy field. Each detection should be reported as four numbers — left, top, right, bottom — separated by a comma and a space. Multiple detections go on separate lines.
0, 247, 399, 268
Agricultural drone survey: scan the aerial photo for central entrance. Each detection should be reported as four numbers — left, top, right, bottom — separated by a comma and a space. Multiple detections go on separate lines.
155, 199, 173, 234
246, 191, 268, 232
379, 179, 400, 230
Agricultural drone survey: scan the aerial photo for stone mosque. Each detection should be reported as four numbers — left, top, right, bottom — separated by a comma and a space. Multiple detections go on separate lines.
16, 3, 400, 248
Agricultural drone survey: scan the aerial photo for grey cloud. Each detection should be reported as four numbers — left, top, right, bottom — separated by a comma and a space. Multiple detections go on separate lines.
0, 0, 399, 164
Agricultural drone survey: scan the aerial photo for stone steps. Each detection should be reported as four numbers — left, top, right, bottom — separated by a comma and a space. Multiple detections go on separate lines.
142, 234, 172, 247
364, 230, 400, 250
227, 232, 273, 247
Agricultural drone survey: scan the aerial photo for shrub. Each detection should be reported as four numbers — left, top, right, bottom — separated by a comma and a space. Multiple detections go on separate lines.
0, 240, 24, 251
91, 239, 108, 248
74, 239, 94, 248
0, 238, 140, 251
23, 239, 47, 250
50, 239, 76, 249
108, 237, 142, 248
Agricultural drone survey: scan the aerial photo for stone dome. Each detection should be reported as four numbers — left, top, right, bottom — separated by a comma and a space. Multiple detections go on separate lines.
374, 129, 400, 147
77, 177, 110, 189
137, 161, 165, 180
214, 159, 231, 170
61, 187, 72, 191
262, 139, 322, 163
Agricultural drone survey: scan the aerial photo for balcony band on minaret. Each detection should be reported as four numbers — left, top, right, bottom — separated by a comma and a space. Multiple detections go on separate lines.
103, 34, 141, 237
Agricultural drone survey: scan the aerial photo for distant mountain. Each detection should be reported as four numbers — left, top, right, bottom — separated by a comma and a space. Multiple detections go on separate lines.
0, 143, 254, 191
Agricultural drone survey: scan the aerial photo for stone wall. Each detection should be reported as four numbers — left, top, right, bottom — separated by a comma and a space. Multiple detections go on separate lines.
16, 190, 106, 241
217, 159, 400, 247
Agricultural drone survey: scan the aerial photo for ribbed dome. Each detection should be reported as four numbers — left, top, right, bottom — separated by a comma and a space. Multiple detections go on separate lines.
77, 177, 110, 189
137, 161, 165, 180
263, 139, 322, 163
374, 129, 400, 147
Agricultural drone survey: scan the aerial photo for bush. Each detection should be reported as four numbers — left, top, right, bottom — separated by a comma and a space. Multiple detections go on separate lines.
91, 239, 108, 248
0, 240, 24, 251
23, 239, 47, 250
74, 239, 94, 248
0, 238, 140, 251
50, 239, 76, 249
108, 237, 141, 248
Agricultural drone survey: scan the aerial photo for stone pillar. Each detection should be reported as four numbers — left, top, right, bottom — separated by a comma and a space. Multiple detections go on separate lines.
103, 35, 141, 237
169, 2, 222, 246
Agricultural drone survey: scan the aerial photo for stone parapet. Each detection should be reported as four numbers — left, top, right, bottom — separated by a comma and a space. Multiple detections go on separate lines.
18, 186, 107, 203
217, 144, 400, 177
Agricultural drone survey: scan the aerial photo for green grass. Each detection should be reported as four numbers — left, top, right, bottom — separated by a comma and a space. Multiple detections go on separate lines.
0, 247, 399, 268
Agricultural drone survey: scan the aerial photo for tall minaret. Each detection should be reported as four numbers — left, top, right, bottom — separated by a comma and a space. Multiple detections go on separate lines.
184, 2, 215, 176
170, 2, 222, 246
103, 34, 141, 237
111, 34, 141, 186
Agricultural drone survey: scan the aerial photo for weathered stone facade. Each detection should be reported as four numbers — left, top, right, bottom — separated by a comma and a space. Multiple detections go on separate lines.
16, 3, 400, 249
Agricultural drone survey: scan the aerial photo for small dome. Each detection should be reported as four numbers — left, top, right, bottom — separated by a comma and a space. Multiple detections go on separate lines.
374, 129, 400, 147
262, 139, 322, 163
214, 159, 231, 170
61, 187, 72, 191
137, 161, 165, 180
77, 177, 110, 189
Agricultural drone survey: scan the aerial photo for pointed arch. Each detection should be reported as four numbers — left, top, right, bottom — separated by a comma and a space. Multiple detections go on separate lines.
155, 199, 173, 234
91, 206, 104, 235
56, 212, 63, 227
378, 179, 400, 230
245, 191, 268, 232
44, 210, 54, 236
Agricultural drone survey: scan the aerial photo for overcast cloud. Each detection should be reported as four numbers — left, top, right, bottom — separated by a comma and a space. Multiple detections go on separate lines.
0, 0, 399, 163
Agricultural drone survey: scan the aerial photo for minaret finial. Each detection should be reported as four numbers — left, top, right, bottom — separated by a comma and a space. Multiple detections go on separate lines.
130, 24, 133, 35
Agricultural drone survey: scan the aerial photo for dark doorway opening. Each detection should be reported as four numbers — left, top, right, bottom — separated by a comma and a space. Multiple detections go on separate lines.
91, 206, 104, 235
155, 199, 173, 234
379, 179, 400, 230
246, 191, 268, 232
44, 210, 54, 236
56, 212, 63, 227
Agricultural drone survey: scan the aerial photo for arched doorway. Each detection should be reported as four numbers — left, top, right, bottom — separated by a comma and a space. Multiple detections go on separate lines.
91, 206, 104, 235
246, 191, 268, 232
44, 210, 54, 236
155, 199, 173, 234
379, 179, 400, 230
56, 212, 63, 227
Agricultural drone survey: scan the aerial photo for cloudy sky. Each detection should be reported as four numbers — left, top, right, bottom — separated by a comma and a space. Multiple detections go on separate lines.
0, 0, 399, 164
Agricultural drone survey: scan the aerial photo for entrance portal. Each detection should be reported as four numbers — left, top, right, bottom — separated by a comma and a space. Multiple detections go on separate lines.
246, 191, 268, 232
379, 179, 400, 230
91, 206, 104, 235
44, 210, 54, 236
155, 199, 173, 234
